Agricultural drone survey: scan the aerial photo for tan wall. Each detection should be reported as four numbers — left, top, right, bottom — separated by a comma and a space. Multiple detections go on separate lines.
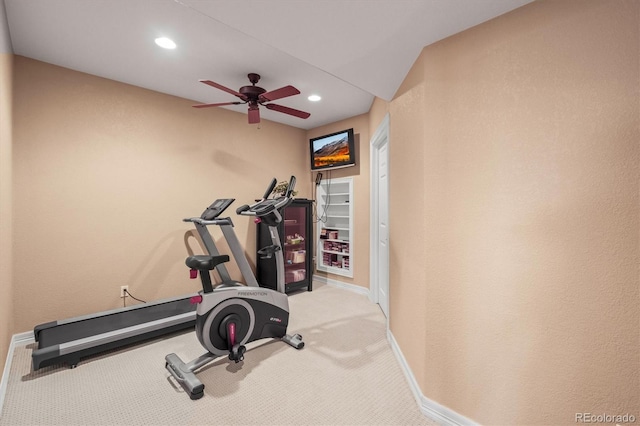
389, 1, 639, 424
368, 97, 389, 137
0, 53, 12, 371
388, 53, 430, 386
12, 56, 309, 333
307, 114, 370, 288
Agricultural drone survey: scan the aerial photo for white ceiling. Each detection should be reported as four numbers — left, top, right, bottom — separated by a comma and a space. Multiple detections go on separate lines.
2, 0, 532, 130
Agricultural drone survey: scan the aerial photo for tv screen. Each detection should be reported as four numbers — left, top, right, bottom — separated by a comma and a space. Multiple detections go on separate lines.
310, 128, 355, 171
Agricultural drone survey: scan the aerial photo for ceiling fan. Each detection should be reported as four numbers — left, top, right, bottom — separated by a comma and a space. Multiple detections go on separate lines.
193, 73, 311, 124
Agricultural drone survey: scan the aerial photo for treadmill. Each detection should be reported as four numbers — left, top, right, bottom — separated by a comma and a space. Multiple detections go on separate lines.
31, 198, 237, 370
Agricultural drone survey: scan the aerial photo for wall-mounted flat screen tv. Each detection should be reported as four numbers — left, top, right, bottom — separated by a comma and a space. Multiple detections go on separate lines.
310, 128, 355, 171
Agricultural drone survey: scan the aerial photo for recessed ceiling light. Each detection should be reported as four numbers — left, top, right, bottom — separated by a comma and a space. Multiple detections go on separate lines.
308, 95, 321, 102
155, 37, 176, 49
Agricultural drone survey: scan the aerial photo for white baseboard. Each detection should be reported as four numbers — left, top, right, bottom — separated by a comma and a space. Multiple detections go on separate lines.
0, 331, 34, 415
312, 274, 370, 297
386, 330, 479, 426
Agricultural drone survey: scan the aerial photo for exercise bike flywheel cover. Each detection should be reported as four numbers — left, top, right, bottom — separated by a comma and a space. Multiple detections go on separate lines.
198, 299, 254, 356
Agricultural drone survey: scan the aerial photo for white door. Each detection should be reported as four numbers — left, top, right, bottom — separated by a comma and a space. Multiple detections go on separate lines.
377, 142, 390, 317
370, 114, 390, 319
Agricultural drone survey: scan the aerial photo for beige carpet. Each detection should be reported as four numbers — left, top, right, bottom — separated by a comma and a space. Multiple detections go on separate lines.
0, 283, 436, 426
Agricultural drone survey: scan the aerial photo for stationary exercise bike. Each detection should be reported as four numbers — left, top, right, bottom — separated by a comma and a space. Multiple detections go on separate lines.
165, 176, 304, 400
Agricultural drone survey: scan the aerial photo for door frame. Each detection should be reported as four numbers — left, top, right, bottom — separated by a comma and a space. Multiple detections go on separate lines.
369, 113, 390, 319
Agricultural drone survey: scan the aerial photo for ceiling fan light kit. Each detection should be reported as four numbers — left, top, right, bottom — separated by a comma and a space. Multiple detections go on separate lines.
193, 73, 311, 124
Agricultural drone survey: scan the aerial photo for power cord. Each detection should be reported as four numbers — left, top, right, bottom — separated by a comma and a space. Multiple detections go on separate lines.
123, 289, 147, 307
313, 171, 331, 224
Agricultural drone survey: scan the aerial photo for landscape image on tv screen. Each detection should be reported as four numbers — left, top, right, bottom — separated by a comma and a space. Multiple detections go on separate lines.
313, 131, 351, 168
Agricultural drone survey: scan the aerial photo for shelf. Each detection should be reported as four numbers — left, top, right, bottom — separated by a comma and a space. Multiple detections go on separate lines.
321, 226, 349, 231
316, 177, 353, 279
320, 249, 350, 256
320, 264, 351, 274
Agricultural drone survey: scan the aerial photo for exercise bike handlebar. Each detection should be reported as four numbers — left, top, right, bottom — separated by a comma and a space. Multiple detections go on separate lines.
262, 178, 278, 201
284, 175, 297, 198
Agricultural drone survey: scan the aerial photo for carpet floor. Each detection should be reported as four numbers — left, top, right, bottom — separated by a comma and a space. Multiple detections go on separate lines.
0, 282, 436, 426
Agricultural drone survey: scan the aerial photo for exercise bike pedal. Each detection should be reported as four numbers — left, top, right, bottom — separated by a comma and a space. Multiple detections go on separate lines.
228, 344, 246, 363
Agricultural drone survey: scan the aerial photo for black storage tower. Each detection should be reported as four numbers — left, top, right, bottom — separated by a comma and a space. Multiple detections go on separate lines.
257, 198, 313, 293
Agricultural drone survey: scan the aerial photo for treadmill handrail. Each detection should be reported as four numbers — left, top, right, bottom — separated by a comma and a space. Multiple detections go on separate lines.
183, 217, 233, 226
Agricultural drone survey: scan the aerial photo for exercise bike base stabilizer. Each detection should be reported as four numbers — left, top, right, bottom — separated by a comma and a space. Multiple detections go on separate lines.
165, 177, 304, 400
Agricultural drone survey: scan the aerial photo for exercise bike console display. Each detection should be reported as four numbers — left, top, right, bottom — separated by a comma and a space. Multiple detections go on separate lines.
249, 199, 278, 215
237, 177, 296, 226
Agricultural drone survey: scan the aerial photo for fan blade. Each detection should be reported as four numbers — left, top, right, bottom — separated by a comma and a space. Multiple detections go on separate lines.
192, 102, 243, 109
260, 85, 300, 102
248, 106, 260, 124
265, 103, 310, 119
199, 80, 247, 101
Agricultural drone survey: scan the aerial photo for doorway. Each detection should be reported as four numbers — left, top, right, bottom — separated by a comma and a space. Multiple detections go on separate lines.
370, 114, 390, 319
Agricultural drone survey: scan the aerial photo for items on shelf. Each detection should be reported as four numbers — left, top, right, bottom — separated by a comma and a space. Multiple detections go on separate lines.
323, 241, 349, 253
322, 253, 349, 269
285, 233, 305, 245
319, 228, 340, 240
285, 269, 306, 282
286, 249, 306, 264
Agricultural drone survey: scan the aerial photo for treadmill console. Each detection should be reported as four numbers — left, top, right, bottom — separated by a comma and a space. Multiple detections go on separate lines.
201, 198, 235, 220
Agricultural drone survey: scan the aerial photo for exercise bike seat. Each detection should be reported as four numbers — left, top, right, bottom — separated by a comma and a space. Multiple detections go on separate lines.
185, 255, 230, 271
212, 281, 244, 290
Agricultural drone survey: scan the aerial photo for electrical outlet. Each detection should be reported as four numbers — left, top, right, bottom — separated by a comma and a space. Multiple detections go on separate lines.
120, 286, 129, 298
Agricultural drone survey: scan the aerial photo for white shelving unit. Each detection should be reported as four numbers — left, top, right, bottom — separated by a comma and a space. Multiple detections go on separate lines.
316, 177, 353, 277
